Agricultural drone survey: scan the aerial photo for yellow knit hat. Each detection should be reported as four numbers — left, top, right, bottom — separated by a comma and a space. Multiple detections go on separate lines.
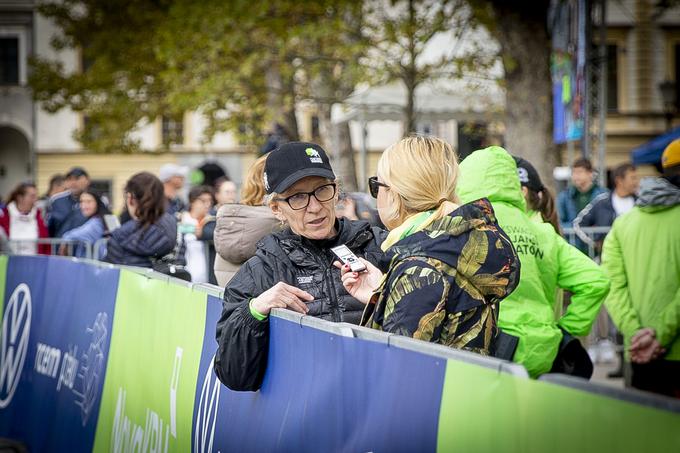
662, 139, 680, 169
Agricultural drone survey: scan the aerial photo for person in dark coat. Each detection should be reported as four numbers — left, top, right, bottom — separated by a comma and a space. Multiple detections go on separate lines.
573, 162, 639, 253
104, 172, 179, 268
48, 167, 90, 237
214, 142, 386, 391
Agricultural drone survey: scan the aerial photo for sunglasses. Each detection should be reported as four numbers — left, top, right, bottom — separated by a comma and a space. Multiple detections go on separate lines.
368, 176, 389, 198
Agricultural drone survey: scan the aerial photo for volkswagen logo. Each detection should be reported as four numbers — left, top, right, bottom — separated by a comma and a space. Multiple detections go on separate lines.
0, 283, 32, 408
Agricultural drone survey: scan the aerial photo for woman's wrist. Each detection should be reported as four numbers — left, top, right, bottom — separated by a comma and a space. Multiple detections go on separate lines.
249, 298, 268, 321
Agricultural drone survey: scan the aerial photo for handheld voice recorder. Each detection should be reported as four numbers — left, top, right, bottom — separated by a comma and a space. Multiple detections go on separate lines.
331, 244, 367, 273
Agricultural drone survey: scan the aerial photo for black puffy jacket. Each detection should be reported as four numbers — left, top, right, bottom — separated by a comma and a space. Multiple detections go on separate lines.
214, 218, 386, 391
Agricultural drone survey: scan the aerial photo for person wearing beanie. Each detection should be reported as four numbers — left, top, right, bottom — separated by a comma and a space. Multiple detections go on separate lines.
601, 139, 680, 398
214, 142, 386, 392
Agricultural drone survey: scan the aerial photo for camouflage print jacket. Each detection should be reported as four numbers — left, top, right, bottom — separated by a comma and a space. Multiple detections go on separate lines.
362, 198, 520, 355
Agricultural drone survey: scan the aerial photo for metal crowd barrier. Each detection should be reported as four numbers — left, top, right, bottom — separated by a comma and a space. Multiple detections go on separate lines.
272, 308, 529, 378
92, 237, 109, 261
78, 259, 528, 379
125, 264, 679, 414
539, 373, 680, 414
561, 225, 620, 360
1, 238, 93, 259
562, 226, 612, 260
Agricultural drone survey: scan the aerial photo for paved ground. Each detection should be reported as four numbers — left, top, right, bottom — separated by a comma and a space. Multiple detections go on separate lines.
592, 360, 624, 389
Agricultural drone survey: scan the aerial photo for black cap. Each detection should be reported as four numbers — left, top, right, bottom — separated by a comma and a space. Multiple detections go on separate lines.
513, 156, 544, 192
66, 166, 89, 179
263, 142, 336, 194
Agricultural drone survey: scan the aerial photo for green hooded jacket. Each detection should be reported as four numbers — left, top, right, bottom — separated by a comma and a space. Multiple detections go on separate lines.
601, 176, 680, 361
457, 146, 610, 377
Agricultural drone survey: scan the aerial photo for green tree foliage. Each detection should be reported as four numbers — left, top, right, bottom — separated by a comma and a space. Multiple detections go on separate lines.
31, 0, 369, 152
31, 0, 495, 156
364, 0, 495, 135
31, 0, 175, 152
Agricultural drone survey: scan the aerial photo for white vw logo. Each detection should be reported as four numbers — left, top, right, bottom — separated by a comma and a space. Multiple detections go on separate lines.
0, 283, 32, 408
194, 356, 221, 453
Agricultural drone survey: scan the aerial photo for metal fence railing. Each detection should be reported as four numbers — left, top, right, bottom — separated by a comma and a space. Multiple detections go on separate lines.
1, 238, 94, 260
561, 225, 619, 363
92, 238, 109, 261
562, 226, 612, 260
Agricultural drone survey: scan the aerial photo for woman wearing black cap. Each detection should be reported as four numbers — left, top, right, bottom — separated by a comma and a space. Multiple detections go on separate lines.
214, 142, 386, 392
514, 156, 561, 234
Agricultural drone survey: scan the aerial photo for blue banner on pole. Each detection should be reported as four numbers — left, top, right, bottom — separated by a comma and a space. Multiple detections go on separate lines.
0, 256, 119, 452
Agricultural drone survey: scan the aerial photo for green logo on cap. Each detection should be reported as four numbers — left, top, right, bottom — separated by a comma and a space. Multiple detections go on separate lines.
305, 147, 322, 163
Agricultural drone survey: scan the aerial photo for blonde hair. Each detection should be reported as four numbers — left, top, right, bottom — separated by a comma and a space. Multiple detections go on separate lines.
241, 155, 268, 206
377, 135, 460, 229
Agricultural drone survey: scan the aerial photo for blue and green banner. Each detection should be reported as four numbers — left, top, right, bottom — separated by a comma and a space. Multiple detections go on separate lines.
0, 256, 118, 452
0, 256, 679, 452
93, 270, 206, 453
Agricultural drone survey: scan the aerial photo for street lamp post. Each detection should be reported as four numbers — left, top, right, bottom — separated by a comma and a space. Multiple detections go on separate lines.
658, 80, 676, 130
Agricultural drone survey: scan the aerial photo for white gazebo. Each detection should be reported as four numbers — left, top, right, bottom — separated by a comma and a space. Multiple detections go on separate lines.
332, 79, 504, 189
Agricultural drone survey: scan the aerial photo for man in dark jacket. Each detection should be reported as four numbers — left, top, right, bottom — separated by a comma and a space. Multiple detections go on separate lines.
48, 167, 90, 237
557, 158, 607, 229
214, 142, 386, 391
573, 162, 639, 253
557, 158, 606, 252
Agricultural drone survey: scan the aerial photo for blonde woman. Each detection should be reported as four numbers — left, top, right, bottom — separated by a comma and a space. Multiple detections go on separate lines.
339, 136, 520, 355
213, 155, 280, 286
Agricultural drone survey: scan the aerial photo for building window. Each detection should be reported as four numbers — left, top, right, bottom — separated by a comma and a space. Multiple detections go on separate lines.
607, 44, 618, 112
162, 115, 184, 146
89, 179, 112, 208
0, 37, 19, 85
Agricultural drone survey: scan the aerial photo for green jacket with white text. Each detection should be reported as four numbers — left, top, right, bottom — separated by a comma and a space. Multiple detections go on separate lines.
457, 146, 609, 377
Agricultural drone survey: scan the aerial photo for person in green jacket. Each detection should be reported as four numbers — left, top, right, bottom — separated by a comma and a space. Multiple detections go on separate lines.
601, 140, 680, 398
457, 146, 610, 378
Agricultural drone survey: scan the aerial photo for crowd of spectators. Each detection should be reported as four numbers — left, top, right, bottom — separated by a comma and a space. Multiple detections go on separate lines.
1, 137, 678, 401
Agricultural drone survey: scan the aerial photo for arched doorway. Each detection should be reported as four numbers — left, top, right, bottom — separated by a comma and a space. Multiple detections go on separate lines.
0, 126, 31, 200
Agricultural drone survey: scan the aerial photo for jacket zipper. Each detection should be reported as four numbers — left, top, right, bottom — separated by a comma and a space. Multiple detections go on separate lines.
325, 255, 341, 322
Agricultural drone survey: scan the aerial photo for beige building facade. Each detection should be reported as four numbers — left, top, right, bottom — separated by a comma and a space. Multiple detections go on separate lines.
588, 0, 680, 177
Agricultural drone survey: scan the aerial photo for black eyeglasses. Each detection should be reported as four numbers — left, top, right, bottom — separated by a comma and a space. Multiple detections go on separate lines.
368, 176, 389, 198
274, 183, 337, 210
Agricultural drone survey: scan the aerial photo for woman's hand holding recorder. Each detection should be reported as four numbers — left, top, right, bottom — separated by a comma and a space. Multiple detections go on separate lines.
334, 257, 383, 305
